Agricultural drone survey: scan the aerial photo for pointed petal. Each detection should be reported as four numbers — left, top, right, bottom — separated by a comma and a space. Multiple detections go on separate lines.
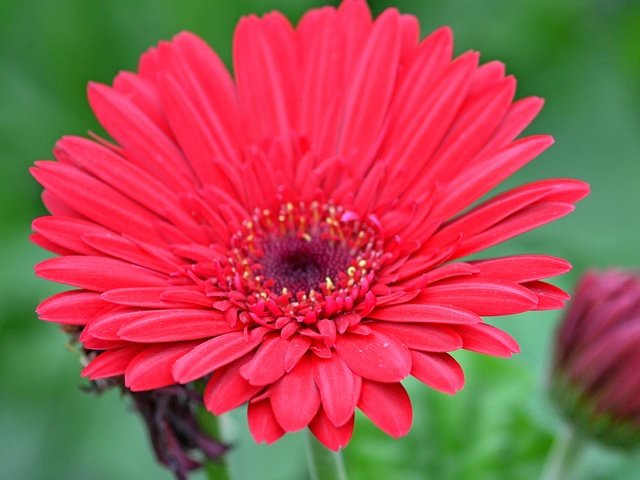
36, 290, 109, 325
81, 345, 144, 380
172, 331, 263, 383
357, 380, 412, 437
204, 356, 263, 415
125, 342, 197, 391
334, 330, 411, 382
247, 399, 285, 445
454, 323, 519, 357
117, 309, 236, 342
471, 254, 572, 283
32, 215, 108, 255
35, 256, 166, 292
367, 303, 481, 324
270, 355, 321, 432
418, 278, 538, 316
372, 323, 463, 352
309, 409, 354, 451
240, 336, 290, 386
313, 356, 361, 426
87, 82, 194, 191
410, 350, 464, 394
31, 162, 160, 241
336, 8, 401, 163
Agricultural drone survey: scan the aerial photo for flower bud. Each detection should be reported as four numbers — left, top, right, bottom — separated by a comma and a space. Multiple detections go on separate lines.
551, 270, 640, 448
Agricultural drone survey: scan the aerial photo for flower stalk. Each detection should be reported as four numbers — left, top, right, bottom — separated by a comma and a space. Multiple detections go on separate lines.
197, 408, 232, 480
304, 429, 348, 480
540, 425, 582, 480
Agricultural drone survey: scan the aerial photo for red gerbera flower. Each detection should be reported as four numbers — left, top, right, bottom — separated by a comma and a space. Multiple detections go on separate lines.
32, 0, 588, 450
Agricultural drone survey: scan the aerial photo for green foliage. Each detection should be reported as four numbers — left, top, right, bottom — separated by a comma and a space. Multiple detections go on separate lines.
1, 0, 639, 479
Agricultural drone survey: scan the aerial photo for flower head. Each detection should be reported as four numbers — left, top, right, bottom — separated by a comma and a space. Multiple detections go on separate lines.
32, 0, 588, 450
551, 270, 640, 449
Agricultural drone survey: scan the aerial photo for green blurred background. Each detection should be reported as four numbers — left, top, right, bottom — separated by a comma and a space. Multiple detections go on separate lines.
1, 0, 639, 478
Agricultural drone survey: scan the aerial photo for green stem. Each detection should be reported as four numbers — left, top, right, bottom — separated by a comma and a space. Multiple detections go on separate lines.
540, 425, 583, 480
197, 409, 232, 480
304, 429, 348, 480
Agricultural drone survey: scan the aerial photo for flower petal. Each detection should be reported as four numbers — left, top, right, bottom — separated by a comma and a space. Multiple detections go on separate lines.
334, 329, 411, 382
455, 323, 520, 357
313, 356, 361, 427
36, 290, 109, 325
270, 355, 321, 432
172, 331, 263, 383
309, 409, 354, 451
117, 309, 236, 342
247, 399, 285, 445
418, 278, 538, 316
357, 380, 412, 437
410, 350, 464, 394
367, 303, 481, 324
372, 323, 463, 352
240, 336, 290, 386
204, 356, 263, 415
125, 342, 198, 391
82, 345, 144, 380
35, 256, 166, 292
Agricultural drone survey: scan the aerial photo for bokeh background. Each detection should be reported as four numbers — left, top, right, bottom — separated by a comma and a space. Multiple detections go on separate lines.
1, 0, 639, 478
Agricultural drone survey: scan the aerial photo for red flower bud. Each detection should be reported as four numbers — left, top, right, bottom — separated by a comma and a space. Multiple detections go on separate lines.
551, 270, 640, 448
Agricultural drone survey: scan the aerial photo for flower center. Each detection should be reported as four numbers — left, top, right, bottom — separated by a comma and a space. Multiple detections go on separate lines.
223, 201, 383, 320
260, 235, 351, 294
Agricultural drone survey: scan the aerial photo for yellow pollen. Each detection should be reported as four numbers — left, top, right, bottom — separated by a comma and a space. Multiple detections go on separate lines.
325, 277, 335, 290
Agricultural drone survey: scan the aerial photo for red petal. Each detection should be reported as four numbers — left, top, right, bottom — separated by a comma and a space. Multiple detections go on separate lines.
472, 254, 571, 283
37, 290, 109, 325
100, 287, 193, 308
270, 355, 321, 432
435, 135, 554, 220
32, 215, 107, 255
81, 345, 143, 380
334, 330, 411, 382
87, 82, 194, 192
455, 202, 576, 258
372, 323, 463, 352
336, 8, 401, 168
525, 280, 570, 310
55, 136, 184, 219
283, 335, 312, 372
117, 309, 236, 342
410, 351, 464, 394
247, 399, 285, 445
30, 162, 161, 242
82, 233, 178, 274
234, 13, 296, 144
367, 303, 481, 324
357, 380, 412, 437
418, 278, 538, 316
313, 356, 361, 427
125, 342, 197, 391
240, 336, 289, 386
204, 356, 263, 415
454, 323, 519, 357
309, 409, 354, 451
172, 331, 262, 383
35, 256, 166, 292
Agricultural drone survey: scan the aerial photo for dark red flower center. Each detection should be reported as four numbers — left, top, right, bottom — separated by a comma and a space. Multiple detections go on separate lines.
220, 201, 384, 324
260, 235, 351, 294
